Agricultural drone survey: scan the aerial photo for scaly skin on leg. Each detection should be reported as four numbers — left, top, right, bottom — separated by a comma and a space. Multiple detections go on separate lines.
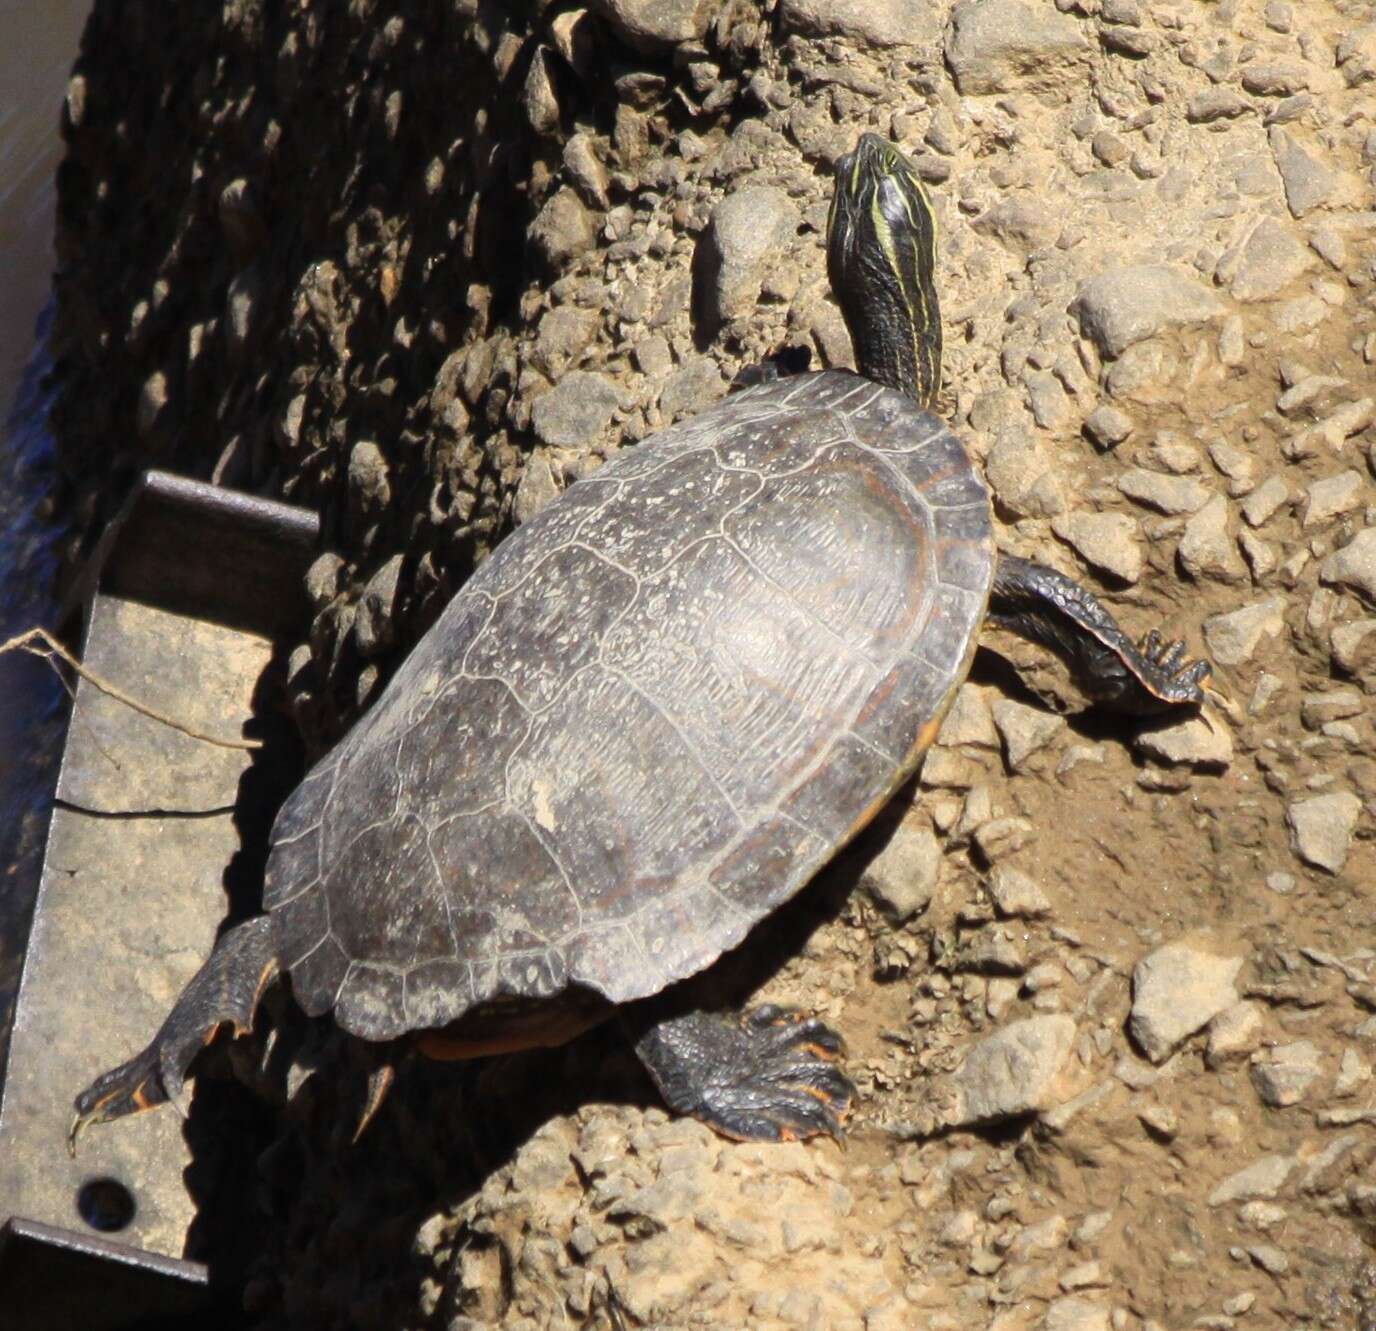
631, 1005, 855, 1142
989, 554, 1211, 714
70, 915, 278, 1151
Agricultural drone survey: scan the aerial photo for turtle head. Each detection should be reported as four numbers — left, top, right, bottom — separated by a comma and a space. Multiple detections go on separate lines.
826, 133, 941, 409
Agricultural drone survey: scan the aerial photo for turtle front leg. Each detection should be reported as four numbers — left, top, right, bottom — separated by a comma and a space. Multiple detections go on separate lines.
71, 915, 278, 1151
630, 1005, 855, 1142
989, 554, 1211, 714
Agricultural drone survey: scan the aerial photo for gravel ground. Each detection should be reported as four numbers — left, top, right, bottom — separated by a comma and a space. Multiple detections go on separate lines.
45, 1, 1376, 1328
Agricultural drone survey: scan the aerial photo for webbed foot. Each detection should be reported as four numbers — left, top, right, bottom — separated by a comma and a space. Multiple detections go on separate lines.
632, 1004, 854, 1142
70, 916, 278, 1152
989, 555, 1211, 715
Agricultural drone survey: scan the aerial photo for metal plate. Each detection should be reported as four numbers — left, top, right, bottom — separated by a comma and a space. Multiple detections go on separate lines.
0, 471, 317, 1305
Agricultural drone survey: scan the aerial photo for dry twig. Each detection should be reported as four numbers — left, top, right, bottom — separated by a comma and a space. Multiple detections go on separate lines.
1, 626, 261, 751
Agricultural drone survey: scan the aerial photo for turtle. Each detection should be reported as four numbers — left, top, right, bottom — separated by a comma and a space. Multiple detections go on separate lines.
73, 133, 1210, 1148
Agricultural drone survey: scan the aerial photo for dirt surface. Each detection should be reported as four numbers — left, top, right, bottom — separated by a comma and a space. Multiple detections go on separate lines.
46, 1, 1376, 1329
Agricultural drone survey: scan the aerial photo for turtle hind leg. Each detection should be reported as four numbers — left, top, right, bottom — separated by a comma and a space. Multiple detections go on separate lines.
630, 1005, 855, 1142
989, 554, 1211, 714
71, 915, 278, 1151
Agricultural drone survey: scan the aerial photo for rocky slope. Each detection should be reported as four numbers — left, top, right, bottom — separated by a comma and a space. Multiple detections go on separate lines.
47, 0, 1376, 1328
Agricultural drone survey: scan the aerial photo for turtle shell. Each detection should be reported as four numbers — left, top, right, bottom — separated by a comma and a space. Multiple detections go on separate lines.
263, 370, 993, 1040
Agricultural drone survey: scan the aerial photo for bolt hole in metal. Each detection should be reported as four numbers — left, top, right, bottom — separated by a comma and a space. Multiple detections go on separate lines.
76, 1176, 136, 1232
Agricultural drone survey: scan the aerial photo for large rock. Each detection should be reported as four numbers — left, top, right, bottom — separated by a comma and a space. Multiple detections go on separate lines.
1129, 942, 1243, 1063
946, 0, 1089, 97
701, 186, 800, 328
779, 0, 941, 48
589, 0, 722, 52
1073, 265, 1224, 358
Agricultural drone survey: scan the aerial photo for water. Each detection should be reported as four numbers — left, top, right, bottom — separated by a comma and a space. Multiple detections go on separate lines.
0, 0, 95, 1065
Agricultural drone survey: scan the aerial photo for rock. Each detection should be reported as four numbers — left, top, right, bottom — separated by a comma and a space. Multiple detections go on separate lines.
1202, 597, 1286, 666
1241, 475, 1290, 526
658, 355, 726, 423
136, 369, 170, 437
1178, 494, 1245, 583
1320, 528, 1376, 603
304, 552, 345, 610
1134, 716, 1232, 769
354, 554, 403, 656
347, 439, 391, 512
1228, 216, 1312, 302
1249, 1244, 1290, 1276
1241, 60, 1312, 96
1335, 1048, 1373, 1097
530, 187, 595, 267
1206, 1002, 1263, 1068
1052, 510, 1142, 583
1301, 688, 1364, 729
945, 0, 1088, 97
1238, 529, 1277, 580
1073, 265, 1224, 358
1286, 792, 1361, 873
1025, 371, 1070, 430
1308, 397, 1375, 450
1116, 469, 1209, 515
562, 133, 609, 209
1187, 87, 1253, 123
1044, 1297, 1111, 1331
778, 0, 940, 48
860, 821, 941, 923
987, 865, 1051, 919
1207, 439, 1257, 497
513, 450, 562, 525
589, 0, 721, 52
1332, 619, 1376, 673
936, 684, 999, 748
1277, 374, 1345, 417
984, 435, 1066, 517
991, 699, 1065, 771
973, 816, 1035, 863
1338, 24, 1376, 86
1129, 942, 1243, 1063
1269, 127, 1341, 218
950, 1015, 1077, 1124
1250, 1040, 1322, 1107
1208, 1154, 1296, 1206
533, 305, 597, 377
703, 186, 799, 327
1083, 404, 1133, 450
531, 370, 620, 446
973, 196, 1061, 252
